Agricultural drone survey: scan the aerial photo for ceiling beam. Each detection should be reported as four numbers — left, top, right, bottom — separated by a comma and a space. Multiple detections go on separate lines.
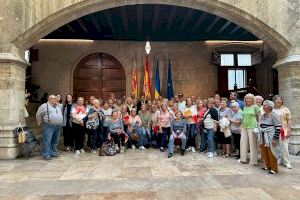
192, 12, 207, 32
66, 24, 75, 33
120, 6, 128, 32
137, 5, 143, 35
241, 30, 248, 35
179, 9, 195, 31
152, 5, 160, 33
230, 25, 241, 34
104, 11, 116, 36
166, 7, 177, 32
90, 14, 101, 32
76, 19, 88, 33
205, 16, 220, 33
218, 21, 231, 34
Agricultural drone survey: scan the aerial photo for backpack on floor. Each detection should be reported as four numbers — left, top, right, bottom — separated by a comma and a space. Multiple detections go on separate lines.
99, 140, 116, 156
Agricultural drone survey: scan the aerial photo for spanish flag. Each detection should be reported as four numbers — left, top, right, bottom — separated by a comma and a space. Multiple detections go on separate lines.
143, 55, 151, 98
154, 59, 160, 98
132, 68, 138, 99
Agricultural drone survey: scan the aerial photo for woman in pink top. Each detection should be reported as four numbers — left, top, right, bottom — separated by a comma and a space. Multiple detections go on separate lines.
197, 100, 208, 152
157, 103, 172, 152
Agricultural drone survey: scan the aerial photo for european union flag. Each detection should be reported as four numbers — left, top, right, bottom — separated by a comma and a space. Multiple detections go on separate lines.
167, 59, 174, 100
155, 59, 160, 98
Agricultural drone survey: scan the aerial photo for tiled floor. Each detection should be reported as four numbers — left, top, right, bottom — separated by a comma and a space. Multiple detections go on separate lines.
0, 149, 299, 200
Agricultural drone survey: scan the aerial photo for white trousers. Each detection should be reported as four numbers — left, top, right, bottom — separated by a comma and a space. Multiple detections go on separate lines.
240, 128, 258, 165
280, 138, 291, 166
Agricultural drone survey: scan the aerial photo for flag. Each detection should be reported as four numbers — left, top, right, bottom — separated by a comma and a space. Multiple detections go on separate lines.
167, 59, 174, 100
132, 68, 138, 98
155, 59, 160, 98
143, 55, 151, 98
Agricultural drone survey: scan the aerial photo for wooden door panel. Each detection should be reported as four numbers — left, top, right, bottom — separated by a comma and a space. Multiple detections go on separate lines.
78, 68, 99, 78
73, 53, 126, 99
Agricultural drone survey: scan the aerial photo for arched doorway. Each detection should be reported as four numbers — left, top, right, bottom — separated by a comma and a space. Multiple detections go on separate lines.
73, 53, 126, 99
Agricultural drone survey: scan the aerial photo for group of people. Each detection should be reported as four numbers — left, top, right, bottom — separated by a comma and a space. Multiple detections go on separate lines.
36, 91, 293, 174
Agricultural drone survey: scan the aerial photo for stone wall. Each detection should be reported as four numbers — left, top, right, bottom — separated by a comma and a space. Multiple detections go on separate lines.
32, 40, 220, 99
31, 40, 276, 100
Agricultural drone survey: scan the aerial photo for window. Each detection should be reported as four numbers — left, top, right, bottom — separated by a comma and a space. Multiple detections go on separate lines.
25, 50, 30, 62
221, 54, 234, 66
237, 54, 251, 66
228, 69, 246, 90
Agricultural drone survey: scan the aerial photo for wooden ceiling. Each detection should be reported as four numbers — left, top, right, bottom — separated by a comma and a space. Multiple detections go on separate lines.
45, 4, 258, 41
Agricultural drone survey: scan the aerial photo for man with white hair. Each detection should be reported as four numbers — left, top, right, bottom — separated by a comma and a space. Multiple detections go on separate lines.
36, 95, 63, 160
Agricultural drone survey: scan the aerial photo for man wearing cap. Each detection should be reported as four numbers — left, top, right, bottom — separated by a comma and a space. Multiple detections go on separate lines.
177, 93, 186, 113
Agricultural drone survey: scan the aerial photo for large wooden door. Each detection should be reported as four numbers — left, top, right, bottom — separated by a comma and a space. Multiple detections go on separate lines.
73, 53, 126, 100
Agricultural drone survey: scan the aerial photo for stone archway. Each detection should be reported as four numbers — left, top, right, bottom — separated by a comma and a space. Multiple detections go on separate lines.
13, 0, 291, 57
1, 0, 300, 159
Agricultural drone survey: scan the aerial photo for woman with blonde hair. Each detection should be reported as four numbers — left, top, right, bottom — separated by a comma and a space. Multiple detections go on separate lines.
240, 93, 260, 165
273, 95, 293, 169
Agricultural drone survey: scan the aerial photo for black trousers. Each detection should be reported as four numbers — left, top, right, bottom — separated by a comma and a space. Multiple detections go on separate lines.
233, 133, 241, 157
63, 125, 74, 147
111, 133, 125, 148
73, 123, 85, 150
85, 128, 93, 148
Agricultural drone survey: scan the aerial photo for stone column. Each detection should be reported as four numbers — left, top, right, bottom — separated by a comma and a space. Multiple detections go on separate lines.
274, 55, 300, 155
0, 50, 28, 159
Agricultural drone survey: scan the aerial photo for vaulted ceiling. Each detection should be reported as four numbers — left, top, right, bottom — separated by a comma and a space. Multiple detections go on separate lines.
45, 4, 258, 41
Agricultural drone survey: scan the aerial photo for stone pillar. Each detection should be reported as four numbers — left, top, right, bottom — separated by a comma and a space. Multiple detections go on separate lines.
0, 50, 28, 159
274, 55, 300, 155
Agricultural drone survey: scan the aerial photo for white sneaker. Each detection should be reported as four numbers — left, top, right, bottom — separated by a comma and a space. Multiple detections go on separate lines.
91, 149, 98, 155
80, 149, 85, 154
208, 152, 214, 158
115, 145, 120, 151
131, 145, 136, 150
188, 147, 192, 152
120, 146, 125, 154
285, 164, 292, 169
139, 146, 146, 150
75, 150, 80, 156
191, 147, 196, 153
66, 146, 70, 151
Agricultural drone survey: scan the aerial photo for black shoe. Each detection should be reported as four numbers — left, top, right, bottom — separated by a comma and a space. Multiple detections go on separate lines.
168, 153, 173, 158
199, 148, 206, 153
181, 149, 185, 156
44, 156, 52, 161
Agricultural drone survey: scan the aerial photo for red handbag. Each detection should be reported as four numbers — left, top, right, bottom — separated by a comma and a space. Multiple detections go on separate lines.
280, 127, 285, 140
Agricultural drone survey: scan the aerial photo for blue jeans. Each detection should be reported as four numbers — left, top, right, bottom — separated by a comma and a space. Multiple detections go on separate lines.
137, 127, 147, 146
168, 134, 187, 154
91, 124, 103, 150
187, 124, 197, 148
207, 128, 216, 153
43, 123, 62, 158
200, 128, 207, 150
157, 127, 170, 148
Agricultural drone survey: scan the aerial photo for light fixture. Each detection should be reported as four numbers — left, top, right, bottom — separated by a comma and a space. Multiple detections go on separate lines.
145, 41, 151, 55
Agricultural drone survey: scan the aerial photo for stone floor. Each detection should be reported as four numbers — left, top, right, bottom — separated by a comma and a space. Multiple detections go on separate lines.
0, 149, 299, 200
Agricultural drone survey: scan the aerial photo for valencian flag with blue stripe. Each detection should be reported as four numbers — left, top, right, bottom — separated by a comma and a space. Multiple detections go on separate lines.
167, 59, 174, 99
154, 59, 160, 98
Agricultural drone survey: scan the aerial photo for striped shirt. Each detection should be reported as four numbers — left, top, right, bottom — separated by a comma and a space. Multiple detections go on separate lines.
259, 112, 281, 140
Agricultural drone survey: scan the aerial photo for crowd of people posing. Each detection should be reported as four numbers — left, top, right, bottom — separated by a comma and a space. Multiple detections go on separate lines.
36, 92, 293, 174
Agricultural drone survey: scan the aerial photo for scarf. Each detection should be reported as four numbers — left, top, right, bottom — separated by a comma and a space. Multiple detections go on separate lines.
259, 126, 282, 159
75, 105, 86, 114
